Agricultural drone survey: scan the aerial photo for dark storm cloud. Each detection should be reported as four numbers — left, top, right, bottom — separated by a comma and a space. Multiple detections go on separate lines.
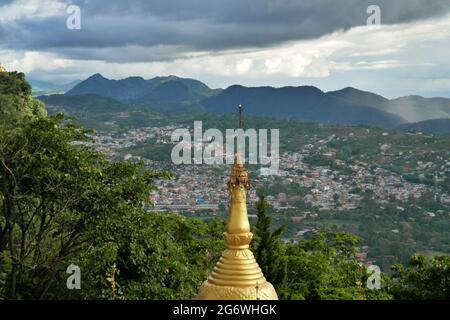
2, 0, 450, 62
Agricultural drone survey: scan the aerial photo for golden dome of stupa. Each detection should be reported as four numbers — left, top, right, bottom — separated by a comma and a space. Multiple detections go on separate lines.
0, 65, 6, 73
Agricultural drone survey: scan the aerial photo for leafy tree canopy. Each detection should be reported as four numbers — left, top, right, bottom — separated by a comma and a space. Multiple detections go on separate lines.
0, 71, 47, 127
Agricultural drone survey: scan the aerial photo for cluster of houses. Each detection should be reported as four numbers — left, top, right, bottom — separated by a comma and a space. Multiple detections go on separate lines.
86, 127, 449, 221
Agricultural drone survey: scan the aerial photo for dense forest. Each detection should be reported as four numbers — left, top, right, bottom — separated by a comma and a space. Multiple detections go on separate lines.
1, 72, 449, 300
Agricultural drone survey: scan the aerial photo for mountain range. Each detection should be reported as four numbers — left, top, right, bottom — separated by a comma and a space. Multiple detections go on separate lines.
66, 74, 220, 113
202, 85, 404, 129
36, 74, 450, 131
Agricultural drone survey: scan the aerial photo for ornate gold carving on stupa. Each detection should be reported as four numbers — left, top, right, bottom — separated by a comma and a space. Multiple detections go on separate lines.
196, 105, 278, 300
0, 65, 7, 73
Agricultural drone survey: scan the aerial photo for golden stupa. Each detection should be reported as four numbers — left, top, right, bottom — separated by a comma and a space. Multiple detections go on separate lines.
0, 65, 6, 73
196, 105, 278, 300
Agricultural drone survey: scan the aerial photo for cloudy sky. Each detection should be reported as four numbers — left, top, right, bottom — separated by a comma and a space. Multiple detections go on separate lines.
1, 0, 450, 97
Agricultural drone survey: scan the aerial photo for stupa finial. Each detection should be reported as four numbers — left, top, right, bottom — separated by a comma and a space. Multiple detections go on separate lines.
238, 104, 244, 129
196, 105, 278, 300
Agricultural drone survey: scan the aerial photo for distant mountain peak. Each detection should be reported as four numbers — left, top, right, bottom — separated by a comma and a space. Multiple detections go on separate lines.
328, 86, 387, 99
226, 84, 247, 90
286, 85, 323, 93
393, 95, 425, 100
341, 86, 362, 91
124, 76, 145, 80
90, 73, 106, 79
65, 73, 218, 112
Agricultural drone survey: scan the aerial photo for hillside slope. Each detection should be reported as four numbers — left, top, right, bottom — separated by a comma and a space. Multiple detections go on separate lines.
396, 119, 450, 135
328, 87, 450, 122
202, 85, 405, 129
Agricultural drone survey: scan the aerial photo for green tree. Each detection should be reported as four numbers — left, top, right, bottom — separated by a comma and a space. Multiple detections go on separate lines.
0, 73, 225, 300
0, 110, 227, 299
389, 254, 450, 300
281, 230, 391, 300
77, 213, 225, 300
0, 71, 46, 127
252, 193, 287, 293
0, 112, 174, 299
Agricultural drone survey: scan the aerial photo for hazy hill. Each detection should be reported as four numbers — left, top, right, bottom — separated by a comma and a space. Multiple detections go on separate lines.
66, 74, 220, 112
29, 79, 59, 91
396, 119, 450, 135
389, 96, 450, 122
328, 87, 450, 123
29, 79, 81, 96
38, 94, 129, 114
202, 85, 405, 129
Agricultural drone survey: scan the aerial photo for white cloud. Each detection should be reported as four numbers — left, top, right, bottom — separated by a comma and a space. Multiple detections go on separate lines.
0, 50, 73, 73
235, 58, 253, 75
332, 60, 408, 71
0, 0, 66, 22
2, 11, 450, 96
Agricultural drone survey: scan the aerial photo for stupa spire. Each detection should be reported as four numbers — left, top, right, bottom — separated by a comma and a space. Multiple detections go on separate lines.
239, 103, 244, 130
196, 104, 278, 300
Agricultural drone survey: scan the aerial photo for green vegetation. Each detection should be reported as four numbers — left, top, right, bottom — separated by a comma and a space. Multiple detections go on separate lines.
389, 254, 450, 299
253, 198, 449, 300
1, 73, 449, 300
0, 71, 47, 127
281, 231, 389, 300
0, 72, 226, 299
277, 192, 450, 270
252, 194, 287, 293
